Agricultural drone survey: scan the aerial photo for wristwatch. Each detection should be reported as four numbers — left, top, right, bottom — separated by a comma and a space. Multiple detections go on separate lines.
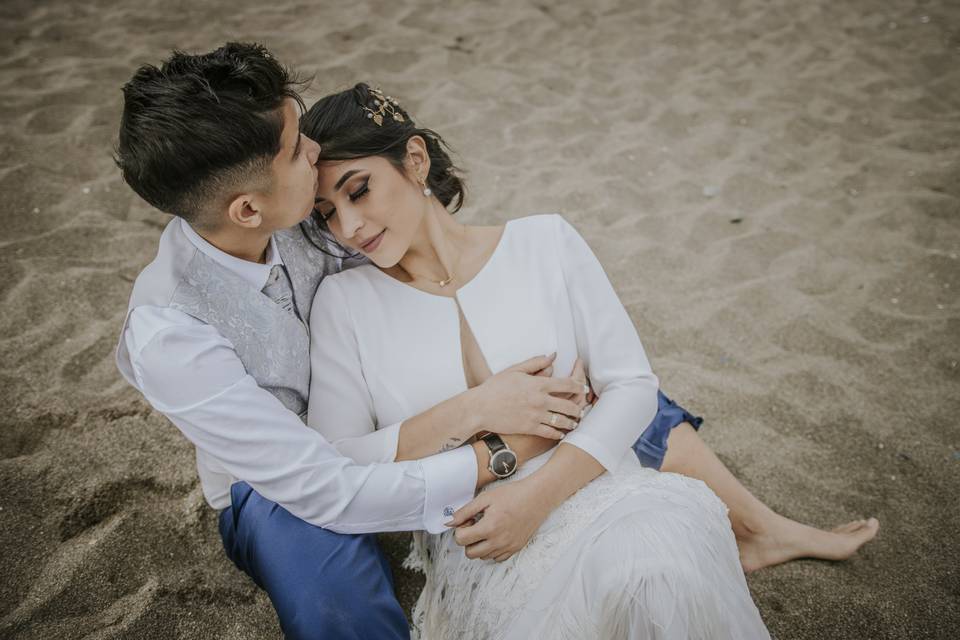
481, 433, 518, 479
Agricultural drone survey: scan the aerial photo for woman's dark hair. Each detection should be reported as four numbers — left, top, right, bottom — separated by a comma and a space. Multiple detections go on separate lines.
300, 83, 466, 233
115, 42, 305, 229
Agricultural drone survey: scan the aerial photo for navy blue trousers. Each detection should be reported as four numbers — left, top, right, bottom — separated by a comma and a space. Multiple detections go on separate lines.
219, 390, 702, 639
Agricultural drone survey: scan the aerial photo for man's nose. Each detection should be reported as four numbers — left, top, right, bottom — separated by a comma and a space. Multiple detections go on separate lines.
305, 136, 321, 164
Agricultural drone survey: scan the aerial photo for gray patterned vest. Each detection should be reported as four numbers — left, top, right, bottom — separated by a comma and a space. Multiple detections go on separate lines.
116, 218, 343, 420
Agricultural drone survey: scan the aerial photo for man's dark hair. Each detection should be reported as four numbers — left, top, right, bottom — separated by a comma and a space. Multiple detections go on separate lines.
115, 42, 305, 229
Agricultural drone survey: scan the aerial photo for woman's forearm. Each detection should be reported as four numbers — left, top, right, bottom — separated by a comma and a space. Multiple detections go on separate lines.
394, 387, 483, 461
471, 434, 559, 490
393, 353, 578, 461
526, 442, 605, 510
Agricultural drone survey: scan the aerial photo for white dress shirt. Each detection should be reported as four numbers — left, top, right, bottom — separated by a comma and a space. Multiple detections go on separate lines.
307, 214, 660, 482
123, 219, 477, 534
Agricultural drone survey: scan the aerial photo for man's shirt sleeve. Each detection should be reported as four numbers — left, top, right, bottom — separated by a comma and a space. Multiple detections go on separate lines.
124, 305, 476, 534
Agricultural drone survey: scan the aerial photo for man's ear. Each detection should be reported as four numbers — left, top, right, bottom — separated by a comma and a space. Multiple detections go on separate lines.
226, 193, 263, 229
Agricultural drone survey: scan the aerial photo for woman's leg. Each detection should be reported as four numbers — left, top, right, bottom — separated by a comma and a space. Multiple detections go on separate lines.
660, 423, 879, 572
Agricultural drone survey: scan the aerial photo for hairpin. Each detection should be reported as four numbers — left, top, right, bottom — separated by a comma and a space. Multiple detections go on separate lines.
362, 87, 405, 126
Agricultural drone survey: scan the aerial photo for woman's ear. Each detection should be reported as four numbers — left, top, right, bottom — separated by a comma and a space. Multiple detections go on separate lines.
405, 135, 432, 180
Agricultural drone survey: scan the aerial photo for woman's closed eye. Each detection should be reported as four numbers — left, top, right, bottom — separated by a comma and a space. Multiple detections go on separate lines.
313, 199, 336, 222
314, 179, 370, 222
348, 179, 369, 202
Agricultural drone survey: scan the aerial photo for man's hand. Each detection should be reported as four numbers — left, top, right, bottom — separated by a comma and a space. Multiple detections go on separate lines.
445, 478, 552, 563
467, 354, 586, 440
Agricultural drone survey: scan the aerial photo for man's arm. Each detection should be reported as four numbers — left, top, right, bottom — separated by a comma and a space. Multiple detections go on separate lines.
126, 306, 484, 534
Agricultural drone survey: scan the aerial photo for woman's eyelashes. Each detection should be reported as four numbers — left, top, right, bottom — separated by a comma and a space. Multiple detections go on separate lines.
313, 178, 369, 222
313, 199, 336, 222
348, 179, 369, 202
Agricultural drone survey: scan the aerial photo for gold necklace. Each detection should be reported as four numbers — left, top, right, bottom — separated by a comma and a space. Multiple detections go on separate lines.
408, 226, 467, 288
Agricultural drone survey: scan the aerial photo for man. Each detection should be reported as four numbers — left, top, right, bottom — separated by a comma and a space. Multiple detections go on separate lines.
114, 42, 877, 639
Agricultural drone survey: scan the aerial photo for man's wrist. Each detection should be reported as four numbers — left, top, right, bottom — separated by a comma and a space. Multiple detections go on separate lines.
471, 440, 496, 489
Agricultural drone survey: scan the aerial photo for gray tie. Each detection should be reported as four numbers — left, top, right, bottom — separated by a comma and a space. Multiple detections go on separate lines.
262, 264, 300, 319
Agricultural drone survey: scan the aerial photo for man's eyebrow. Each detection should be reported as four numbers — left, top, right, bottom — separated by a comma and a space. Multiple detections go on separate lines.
291, 132, 302, 161
334, 169, 361, 192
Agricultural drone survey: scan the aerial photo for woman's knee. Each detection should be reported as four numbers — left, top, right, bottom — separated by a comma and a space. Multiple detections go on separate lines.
660, 421, 702, 473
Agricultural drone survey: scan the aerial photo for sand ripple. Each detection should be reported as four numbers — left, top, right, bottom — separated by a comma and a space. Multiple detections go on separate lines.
1, 0, 958, 638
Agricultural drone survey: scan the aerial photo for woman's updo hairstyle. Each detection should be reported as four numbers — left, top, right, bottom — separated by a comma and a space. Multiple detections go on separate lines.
300, 83, 466, 228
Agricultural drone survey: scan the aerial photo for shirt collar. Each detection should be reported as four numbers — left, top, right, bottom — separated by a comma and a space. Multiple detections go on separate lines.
180, 218, 284, 291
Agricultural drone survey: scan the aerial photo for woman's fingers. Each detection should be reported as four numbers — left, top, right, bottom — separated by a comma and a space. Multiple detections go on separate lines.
545, 396, 583, 421
494, 550, 514, 563
445, 494, 490, 529
569, 357, 586, 383
541, 376, 585, 397
540, 410, 578, 432
454, 523, 488, 547
465, 539, 496, 560
506, 353, 557, 375
534, 424, 566, 440
568, 359, 594, 407
534, 364, 554, 378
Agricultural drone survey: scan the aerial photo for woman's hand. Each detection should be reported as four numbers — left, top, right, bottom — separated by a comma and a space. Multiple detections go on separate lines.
467, 354, 587, 440
446, 477, 554, 562
556, 358, 592, 411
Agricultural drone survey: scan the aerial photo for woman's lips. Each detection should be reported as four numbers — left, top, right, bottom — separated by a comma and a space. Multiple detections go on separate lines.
360, 230, 385, 253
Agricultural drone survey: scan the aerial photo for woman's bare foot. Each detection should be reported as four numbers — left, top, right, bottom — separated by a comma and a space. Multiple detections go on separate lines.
737, 514, 879, 573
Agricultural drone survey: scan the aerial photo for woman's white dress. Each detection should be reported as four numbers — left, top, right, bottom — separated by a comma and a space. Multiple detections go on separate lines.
307, 214, 769, 639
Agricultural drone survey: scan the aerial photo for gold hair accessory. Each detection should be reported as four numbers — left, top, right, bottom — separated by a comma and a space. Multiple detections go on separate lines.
362, 87, 405, 126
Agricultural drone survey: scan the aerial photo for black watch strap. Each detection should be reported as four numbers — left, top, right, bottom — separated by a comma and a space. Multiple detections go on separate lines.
481, 433, 507, 455
481, 433, 517, 479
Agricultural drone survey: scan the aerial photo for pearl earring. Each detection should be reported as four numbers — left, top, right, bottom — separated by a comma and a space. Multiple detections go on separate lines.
419, 174, 432, 197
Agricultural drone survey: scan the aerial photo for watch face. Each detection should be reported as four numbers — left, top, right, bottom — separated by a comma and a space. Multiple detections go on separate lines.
490, 450, 518, 478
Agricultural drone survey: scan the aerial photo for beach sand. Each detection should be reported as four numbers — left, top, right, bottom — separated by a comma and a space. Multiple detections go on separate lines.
1, 0, 958, 637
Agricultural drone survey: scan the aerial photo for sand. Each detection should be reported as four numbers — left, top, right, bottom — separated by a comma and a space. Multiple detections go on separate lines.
1, 0, 958, 637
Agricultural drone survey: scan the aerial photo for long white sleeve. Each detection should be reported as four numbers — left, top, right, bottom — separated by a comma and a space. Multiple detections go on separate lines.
125, 305, 476, 534
551, 216, 660, 473
307, 277, 403, 465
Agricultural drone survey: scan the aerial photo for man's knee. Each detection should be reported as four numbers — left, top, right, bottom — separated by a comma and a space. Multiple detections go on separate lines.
264, 542, 408, 640
223, 489, 408, 640
280, 588, 377, 640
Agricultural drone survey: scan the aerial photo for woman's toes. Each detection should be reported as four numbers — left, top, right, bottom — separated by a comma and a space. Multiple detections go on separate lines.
860, 518, 880, 539
831, 520, 866, 534
834, 517, 879, 558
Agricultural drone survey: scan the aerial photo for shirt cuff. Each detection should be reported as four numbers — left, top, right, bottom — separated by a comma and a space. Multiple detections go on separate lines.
561, 429, 625, 475
420, 445, 478, 534
380, 421, 402, 461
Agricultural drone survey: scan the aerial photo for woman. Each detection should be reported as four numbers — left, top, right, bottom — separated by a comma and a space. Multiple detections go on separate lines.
301, 84, 771, 639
